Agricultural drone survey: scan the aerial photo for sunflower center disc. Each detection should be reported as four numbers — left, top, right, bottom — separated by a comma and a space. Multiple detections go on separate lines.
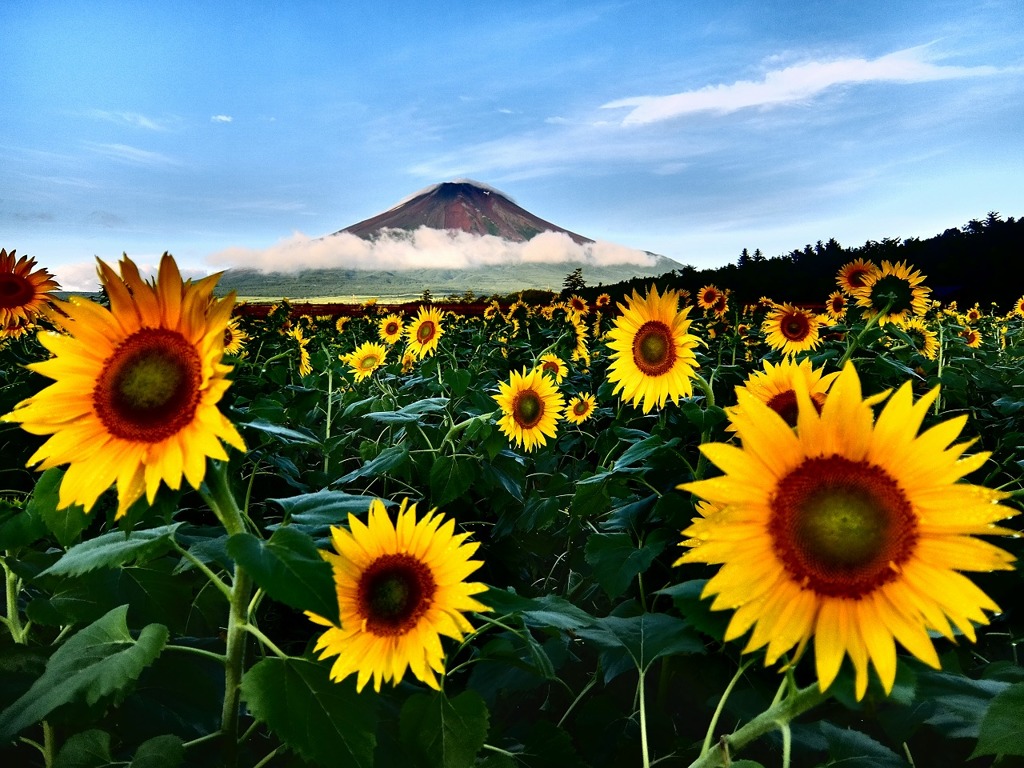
574, 401, 588, 416
94, 328, 203, 443
632, 321, 676, 376
361, 355, 379, 370
870, 274, 914, 313
0, 275, 32, 306
782, 314, 809, 340
766, 390, 800, 427
514, 390, 543, 428
359, 553, 437, 635
417, 322, 435, 342
386, 323, 399, 335
770, 455, 917, 597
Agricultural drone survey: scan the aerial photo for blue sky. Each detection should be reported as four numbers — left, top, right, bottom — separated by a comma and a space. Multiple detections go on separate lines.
3, 0, 1023, 290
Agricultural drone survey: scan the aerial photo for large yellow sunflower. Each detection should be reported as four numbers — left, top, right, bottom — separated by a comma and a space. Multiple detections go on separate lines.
836, 258, 879, 295
342, 341, 388, 382
407, 306, 444, 359
0, 248, 60, 326
493, 367, 565, 451
676, 362, 1017, 700
378, 314, 404, 345
307, 498, 490, 693
2, 253, 245, 518
727, 358, 840, 429
762, 303, 824, 355
852, 260, 931, 327
606, 285, 700, 413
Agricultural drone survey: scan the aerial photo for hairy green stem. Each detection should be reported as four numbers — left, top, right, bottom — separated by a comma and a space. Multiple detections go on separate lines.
3, 556, 27, 644
687, 682, 826, 768
701, 658, 755, 756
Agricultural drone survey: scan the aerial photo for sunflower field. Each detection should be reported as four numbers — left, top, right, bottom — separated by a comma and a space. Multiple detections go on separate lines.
2, 248, 1024, 768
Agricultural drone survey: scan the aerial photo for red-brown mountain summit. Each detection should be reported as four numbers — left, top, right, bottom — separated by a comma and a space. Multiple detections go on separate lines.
334, 180, 592, 244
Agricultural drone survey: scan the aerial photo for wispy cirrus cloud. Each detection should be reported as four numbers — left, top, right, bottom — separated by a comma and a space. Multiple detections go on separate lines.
85, 109, 174, 131
211, 114, 233, 123
83, 142, 179, 166
602, 46, 1004, 125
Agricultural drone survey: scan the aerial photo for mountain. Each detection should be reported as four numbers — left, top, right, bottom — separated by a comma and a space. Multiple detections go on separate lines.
336, 180, 593, 245
218, 180, 680, 299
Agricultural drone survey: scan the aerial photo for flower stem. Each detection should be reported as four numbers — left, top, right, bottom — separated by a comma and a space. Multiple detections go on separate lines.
639, 666, 651, 768
201, 460, 253, 768
687, 682, 826, 768
2, 555, 27, 644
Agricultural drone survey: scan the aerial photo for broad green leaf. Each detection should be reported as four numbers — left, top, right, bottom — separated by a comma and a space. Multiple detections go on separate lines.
0, 496, 47, 549
655, 580, 730, 641
226, 528, 339, 625
613, 434, 680, 470
0, 605, 168, 740
241, 657, 377, 768
443, 368, 472, 397
917, 668, 1009, 740
336, 444, 409, 485
429, 455, 475, 508
971, 681, 1024, 758
129, 734, 185, 768
53, 729, 112, 768
363, 396, 449, 424
576, 613, 704, 673
31, 467, 91, 547
584, 532, 664, 599
399, 689, 489, 768
483, 590, 596, 632
39, 523, 183, 578
817, 722, 905, 768
240, 417, 321, 445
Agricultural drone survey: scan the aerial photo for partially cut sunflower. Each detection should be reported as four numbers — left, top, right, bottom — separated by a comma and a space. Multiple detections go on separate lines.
538, 353, 568, 384
0, 248, 60, 326
676, 362, 1017, 699
494, 367, 565, 451
407, 306, 444, 359
307, 498, 490, 693
836, 258, 879, 295
2, 253, 245, 518
762, 303, 824, 355
727, 357, 840, 429
606, 285, 700, 413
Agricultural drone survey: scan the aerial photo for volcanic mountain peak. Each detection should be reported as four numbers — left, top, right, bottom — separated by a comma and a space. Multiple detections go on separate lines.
334, 179, 592, 245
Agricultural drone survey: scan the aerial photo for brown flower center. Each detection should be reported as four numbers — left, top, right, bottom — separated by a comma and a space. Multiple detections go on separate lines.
417, 320, 436, 343
541, 360, 560, 375
769, 455, 917, 598
359, 354, 380, 370
573, 399, 590, 416
781, 312, 811, 341
385, 322, 400, 336
93, 328, 203, 443
764, 390, 825, 427
512, 389, 544, 428
0, 274, 34, 309
358, 553, 437, 636
632, 320, 676, 376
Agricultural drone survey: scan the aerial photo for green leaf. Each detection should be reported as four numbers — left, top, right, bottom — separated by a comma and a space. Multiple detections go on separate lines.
363, 397, 449, 424
483, 590, 596, 632
0, 605, 168, 740
53, 729, 112, 768
241, 417, 321, 445
584, 532, 664, 599
576, 613, 704, 673
39, 523, 183, 578
336, 444, 409, 485
241, 657, 377, 768
31, 467, 91, 547
0, 497, 48, 549
399, 689, 490, 768
971, 681, 1024, 758
817, 722, 905, 768
226, 528, 339, 625
429, 455, 475, 508
613, 434, 680, 470
129, 734, 185, 768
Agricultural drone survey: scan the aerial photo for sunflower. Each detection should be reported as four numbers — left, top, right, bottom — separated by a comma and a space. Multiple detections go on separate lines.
378, 314, 404, 345
289, 327, 313, 377
307, 498, 489, 693
697, 285, 722, 311
961, 327, 982, 348
567, 294, 589, 317
343, 341, 388, 382
567, 313, 590, 364
565, 393, 596, 424
483, 301, 501, 321
400, 351, 416, 374
1, 253, 245, 518
0, 249, 60, 326
1013, 296, 1024, 319
836, 258, 879, 294
761, 303, 824, 355
965, 305, 982, 324
727, 358, 840, 429
676, 362, 1017, 700
538, 353, 568, 384
606, 285, 700, 413
407, 306, 444, 359
223, 317, 248, 356
1, 317, 36, 341
335, 316, 350, 334
851, 260, 930, 327
825, 291, 847, 322
493, 367, 565, 451
900, 317, 939, 360
595, 293, 611, 309
711, 290, 730, 318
